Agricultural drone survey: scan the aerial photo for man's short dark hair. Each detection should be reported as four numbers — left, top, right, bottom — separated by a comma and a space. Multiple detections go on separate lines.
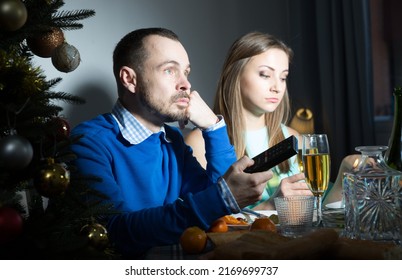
112, 28, 180, 81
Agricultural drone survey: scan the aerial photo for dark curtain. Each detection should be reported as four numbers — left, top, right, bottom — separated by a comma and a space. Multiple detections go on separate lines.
286, 0, 376, 181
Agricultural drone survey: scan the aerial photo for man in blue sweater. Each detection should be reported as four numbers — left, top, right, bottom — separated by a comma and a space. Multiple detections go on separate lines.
70, 27, 273, 257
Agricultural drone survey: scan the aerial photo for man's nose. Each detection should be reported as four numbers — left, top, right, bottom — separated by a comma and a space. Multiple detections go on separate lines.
177, 74, 191, 92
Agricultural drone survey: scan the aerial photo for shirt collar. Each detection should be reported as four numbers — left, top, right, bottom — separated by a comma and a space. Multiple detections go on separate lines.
111, 100, 170, 144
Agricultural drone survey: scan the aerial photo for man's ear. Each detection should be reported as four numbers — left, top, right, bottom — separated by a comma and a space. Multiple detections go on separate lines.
119, 66, 137, 93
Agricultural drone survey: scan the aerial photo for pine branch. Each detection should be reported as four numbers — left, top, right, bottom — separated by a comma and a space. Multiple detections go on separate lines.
52, 10, 96, 30
46, 91, 86, 105
24, 1, 95, 31
23, 0, 64, 28
54, 10, 96, 22
46, 77, 63, 88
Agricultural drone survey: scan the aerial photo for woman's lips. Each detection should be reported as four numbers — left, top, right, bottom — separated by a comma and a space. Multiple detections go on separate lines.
266, 98, 279, 103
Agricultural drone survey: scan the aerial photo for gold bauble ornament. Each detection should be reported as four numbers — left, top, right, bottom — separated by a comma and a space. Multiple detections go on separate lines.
80, 223, 109, 250
27, 27, 65, 58
0, 0, 27, 31
33, 158, 70, 198
51, 42, 81, 72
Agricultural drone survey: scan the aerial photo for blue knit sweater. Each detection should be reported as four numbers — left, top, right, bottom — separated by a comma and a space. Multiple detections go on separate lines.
70, 113, 237, 257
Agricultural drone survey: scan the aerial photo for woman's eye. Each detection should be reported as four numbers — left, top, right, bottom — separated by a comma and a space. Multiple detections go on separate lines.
260, 73, 269, 78
281, 75, 288, 82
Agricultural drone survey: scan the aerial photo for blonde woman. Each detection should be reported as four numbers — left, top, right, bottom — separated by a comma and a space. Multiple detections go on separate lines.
185, 32, 311, 210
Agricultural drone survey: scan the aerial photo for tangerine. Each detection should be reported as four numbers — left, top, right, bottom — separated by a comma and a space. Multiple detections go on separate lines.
208, 218, 228, 233
250, 217, 276, 232
179, 226, 207, 254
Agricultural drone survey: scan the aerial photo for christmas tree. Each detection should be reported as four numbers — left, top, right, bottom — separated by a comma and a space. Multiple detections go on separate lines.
0, 0, 117, 259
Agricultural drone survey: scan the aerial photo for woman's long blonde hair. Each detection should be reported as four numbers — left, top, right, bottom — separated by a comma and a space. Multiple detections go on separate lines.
213, 32, 294, 173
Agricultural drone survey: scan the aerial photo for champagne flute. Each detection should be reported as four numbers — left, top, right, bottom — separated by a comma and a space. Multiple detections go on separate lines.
302, 134, 331, 226
297, 149, 304, 172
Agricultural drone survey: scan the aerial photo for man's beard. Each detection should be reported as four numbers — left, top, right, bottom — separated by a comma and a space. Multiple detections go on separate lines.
137, 80, 188, 123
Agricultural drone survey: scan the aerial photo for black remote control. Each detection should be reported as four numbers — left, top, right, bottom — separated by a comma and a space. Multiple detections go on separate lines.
244, 135, 298, 173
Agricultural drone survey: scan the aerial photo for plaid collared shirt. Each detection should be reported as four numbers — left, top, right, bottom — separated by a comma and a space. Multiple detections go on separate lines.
111, 100, 169, 144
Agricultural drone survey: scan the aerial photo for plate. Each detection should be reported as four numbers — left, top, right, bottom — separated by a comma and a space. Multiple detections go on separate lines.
227, 224, 250, 230
256, 210, 278, 217
228, 210, 278, 229
325, 201, 344, 209
232, 210, 278, 220
323, 202, 345, 228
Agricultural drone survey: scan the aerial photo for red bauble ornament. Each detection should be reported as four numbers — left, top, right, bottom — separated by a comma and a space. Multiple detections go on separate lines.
48, 117, 71, 141
0, 207, 23, 244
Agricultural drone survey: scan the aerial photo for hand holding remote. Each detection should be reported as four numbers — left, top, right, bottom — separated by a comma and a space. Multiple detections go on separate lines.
244, 136, 298, 173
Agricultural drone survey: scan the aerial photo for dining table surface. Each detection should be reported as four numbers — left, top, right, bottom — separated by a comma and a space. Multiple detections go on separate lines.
142, 207, 402, 260
143, 227, 342, 260
144, 210, 280, 260
143, 210, 311, 260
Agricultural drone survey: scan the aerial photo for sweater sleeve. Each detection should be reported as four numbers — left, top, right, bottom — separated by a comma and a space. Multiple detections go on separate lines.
202, 124, 237, 180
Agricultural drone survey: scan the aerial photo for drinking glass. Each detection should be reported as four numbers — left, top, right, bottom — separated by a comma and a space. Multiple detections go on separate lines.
274, 196, 315, 237
302, 134, 331, 226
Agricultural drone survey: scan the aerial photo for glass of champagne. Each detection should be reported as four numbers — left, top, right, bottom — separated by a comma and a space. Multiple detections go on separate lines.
297, 149, 304, 172
302, 134, 331, 226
